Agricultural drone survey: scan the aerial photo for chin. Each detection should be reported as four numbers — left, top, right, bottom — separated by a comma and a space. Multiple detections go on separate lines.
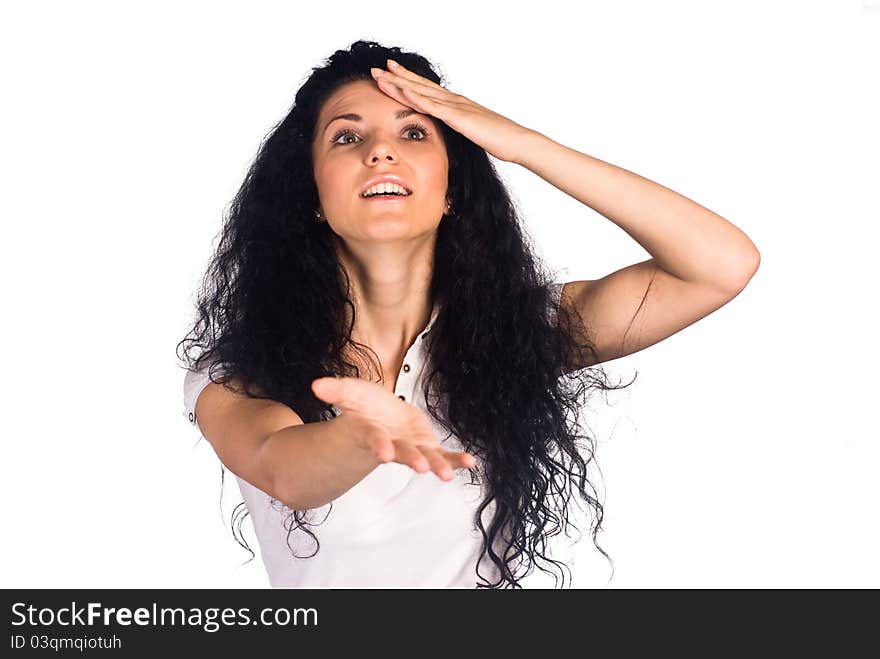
346, 218, 440, 241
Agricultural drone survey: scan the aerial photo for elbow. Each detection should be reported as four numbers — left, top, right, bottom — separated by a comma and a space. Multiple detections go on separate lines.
748, 244, 761, 272
272, 479, 304, 512
742, 246, 761, 284
724, 247, 761, 297
254, 434, 300, 511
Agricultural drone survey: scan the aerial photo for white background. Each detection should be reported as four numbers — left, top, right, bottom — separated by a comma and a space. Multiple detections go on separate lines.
2, 0, 877, 588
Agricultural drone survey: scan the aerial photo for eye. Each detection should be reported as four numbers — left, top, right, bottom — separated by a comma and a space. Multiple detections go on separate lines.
331, 130, 359, 145
330, 122, 431, 145
402, 123, 430, 140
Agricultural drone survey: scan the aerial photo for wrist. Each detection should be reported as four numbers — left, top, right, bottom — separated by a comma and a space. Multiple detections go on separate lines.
330, 413, 381, 465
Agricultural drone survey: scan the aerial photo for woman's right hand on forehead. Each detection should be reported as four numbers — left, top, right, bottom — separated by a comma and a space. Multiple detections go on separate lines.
311, 376, 477, 481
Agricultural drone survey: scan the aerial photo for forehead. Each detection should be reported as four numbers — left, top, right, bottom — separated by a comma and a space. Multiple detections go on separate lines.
317, 80, 436, 130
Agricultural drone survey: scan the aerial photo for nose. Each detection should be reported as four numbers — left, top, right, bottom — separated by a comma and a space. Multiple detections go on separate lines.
364, 135, 398, 164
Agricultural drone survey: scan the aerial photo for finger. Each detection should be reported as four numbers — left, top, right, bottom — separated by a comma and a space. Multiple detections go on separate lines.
372, 69, 451, 104
416, 446, 455, 481
444, 450, 478, 470
392, 440, 431, 474
374, 78, 450, 124
385, 59, 447, 91
311, 376, 389, 415
373, 77, 412, 111
311, 377, 342, 401
311, 377, 361, 412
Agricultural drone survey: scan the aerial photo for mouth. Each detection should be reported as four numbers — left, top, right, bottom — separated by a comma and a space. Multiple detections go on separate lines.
360, 189, 413, 201
361, 193, 411, 202
360, 180, 413, 199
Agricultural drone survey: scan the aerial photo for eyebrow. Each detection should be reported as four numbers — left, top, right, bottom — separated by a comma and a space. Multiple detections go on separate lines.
322, 108, 422, 136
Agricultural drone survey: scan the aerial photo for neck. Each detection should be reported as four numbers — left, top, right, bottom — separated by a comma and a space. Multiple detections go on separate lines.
333, 233, 437, 357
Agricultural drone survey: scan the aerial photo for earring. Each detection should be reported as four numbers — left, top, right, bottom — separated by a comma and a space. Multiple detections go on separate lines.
445, 198, 454, 216
314, 209, 324, 223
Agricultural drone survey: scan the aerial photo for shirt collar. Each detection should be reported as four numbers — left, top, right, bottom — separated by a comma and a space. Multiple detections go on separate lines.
421, 299, 441, 338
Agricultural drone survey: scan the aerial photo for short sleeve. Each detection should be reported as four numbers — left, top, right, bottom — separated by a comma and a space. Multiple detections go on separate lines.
548, 282, 564, 327
182, 363, 225, 436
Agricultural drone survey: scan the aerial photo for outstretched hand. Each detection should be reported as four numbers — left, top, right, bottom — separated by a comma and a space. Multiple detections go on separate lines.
312, 376, 477, 481
370, 58, 532, 164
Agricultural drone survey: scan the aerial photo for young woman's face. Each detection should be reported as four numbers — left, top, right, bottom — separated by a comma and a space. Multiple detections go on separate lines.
311, 80, 449, 243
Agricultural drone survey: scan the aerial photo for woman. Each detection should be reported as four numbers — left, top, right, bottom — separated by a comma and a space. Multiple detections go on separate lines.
177, 40, 760, 589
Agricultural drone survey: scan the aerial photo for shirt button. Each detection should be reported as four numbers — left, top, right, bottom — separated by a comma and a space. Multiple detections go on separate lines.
402, 364, 410, 373
397, 395, 406, 401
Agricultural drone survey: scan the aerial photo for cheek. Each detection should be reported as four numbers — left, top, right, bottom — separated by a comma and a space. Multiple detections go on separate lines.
421, 155, 448, 188
314, 165, 344, 198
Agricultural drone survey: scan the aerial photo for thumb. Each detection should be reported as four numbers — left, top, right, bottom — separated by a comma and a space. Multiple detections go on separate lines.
311, 376, 344, 403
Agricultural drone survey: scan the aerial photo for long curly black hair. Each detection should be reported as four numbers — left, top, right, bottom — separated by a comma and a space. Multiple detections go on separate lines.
177, 39, 637, 588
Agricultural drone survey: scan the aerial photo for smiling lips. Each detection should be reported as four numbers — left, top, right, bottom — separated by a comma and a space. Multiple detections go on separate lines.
360, 187, 412, 203
359, 177, 413, 205
362, 194, 410, 202
360, 175, 413, 197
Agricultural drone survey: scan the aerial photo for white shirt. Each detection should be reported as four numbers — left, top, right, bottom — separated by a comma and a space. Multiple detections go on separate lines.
182, 283, 565, 588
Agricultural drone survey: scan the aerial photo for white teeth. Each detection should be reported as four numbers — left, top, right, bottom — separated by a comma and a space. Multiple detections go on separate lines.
362, 182, 410, 197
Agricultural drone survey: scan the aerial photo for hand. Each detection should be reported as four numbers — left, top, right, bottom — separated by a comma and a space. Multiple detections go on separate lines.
311, 376, 477, 481
370, 58, 532, 164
